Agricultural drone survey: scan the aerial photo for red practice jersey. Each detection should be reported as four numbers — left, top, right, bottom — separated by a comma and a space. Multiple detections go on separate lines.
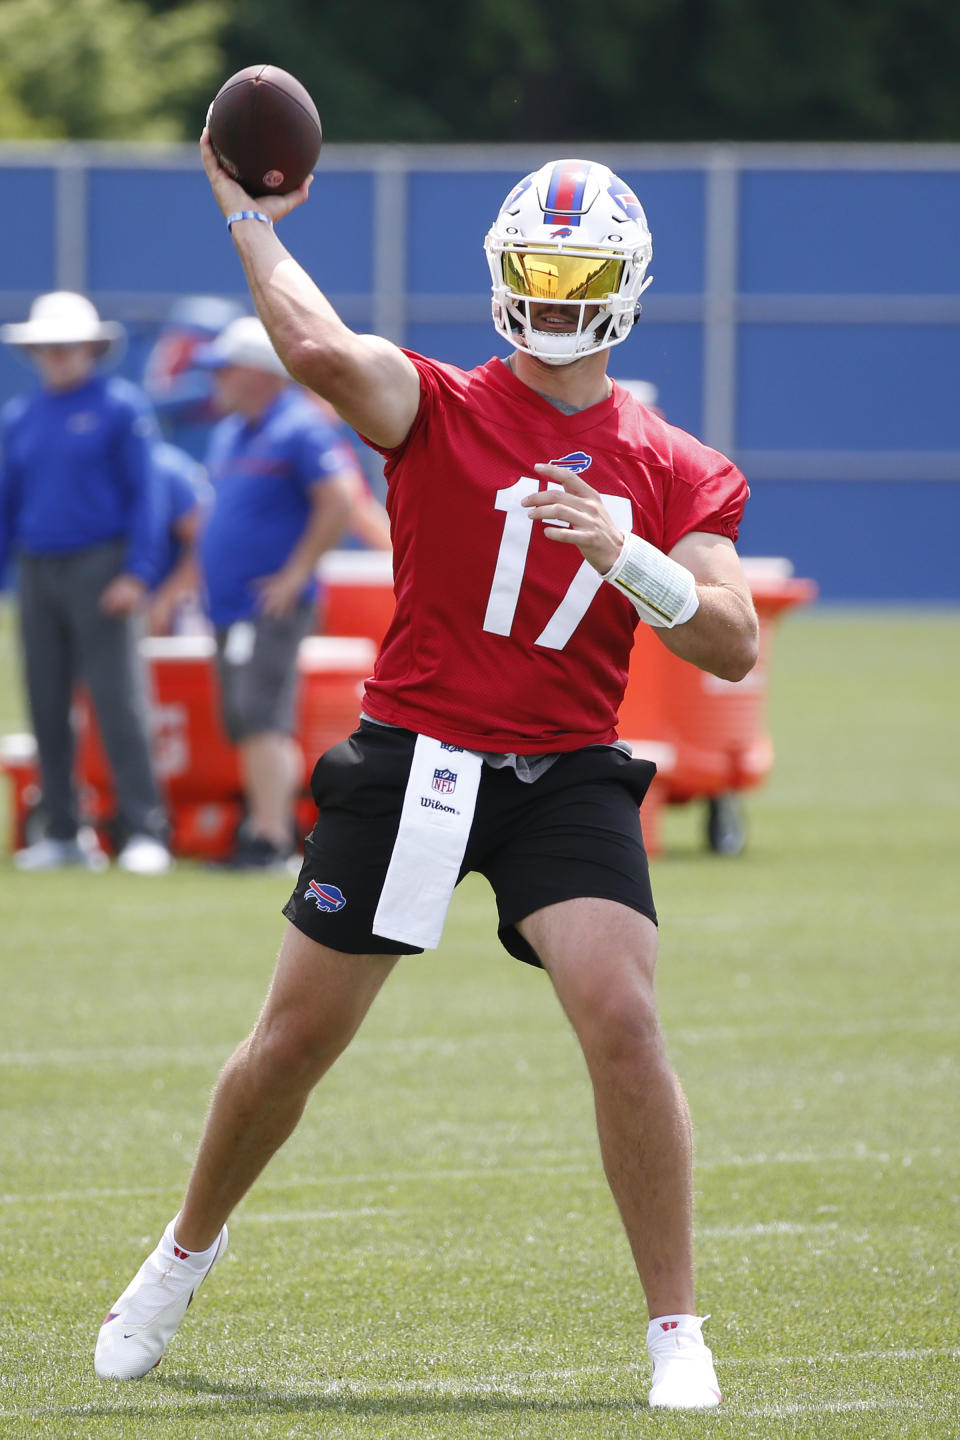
361, 353, 748, 753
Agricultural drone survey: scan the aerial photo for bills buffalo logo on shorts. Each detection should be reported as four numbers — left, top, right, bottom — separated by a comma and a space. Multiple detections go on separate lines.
549, 451, 593, 474
306, 880, 347, 912
432, 768, 457, 794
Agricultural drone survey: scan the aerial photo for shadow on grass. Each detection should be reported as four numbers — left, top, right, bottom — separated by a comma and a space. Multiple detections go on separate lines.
68, 1369, 649, 1419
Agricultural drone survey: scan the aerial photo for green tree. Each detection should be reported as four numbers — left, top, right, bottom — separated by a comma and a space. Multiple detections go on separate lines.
694, 0, 960, 140
2, 0, 958, 143
213, 0, 960, 142
0, 0, 225, 141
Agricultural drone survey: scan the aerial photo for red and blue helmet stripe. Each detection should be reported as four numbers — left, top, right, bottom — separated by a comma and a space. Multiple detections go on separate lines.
542, 160, 591, 226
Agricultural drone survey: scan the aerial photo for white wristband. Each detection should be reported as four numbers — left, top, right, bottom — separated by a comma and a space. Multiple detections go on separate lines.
226, 210, 273, 231
601, 532, 700, 628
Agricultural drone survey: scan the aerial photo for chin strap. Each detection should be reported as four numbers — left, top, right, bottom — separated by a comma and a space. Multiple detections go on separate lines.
601, 532, 700, 628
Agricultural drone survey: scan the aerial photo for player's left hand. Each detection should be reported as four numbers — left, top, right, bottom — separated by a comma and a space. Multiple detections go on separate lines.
523, 463, 624, 574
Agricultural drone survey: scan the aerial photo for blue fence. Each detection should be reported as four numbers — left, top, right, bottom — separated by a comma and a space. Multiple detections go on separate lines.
1, 139, 958, 602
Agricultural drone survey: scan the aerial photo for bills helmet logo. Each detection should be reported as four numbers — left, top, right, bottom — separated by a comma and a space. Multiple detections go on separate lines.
607, 183, 646, 223
550, 226, 573, 238
306, 880, 347, 912
432, 768, 457, 794
501, 174, 534, 211
549, 451, 593, 474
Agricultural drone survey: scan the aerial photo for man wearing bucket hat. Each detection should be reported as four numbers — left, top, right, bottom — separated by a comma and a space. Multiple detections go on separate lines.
197, 315, 354, 870
0, 291, 172, 875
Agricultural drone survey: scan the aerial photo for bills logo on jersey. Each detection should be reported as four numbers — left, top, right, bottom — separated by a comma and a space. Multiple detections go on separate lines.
306, 880, 346, 912
432, 768, 457, 794
549, 451, 593, 474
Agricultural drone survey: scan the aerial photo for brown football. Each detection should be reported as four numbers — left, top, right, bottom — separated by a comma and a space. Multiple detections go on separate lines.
207, 65, 322, 197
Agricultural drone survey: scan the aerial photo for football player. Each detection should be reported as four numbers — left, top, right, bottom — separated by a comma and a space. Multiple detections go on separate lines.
94, 144, 759, 1410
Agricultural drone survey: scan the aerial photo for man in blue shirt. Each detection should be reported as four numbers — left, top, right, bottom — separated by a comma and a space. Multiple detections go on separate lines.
0, 291, 172, 875
198, 317, 353, 869
147, 441, 212, 635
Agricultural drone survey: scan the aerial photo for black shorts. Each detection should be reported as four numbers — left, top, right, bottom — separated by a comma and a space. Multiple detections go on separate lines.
282, 721, 658, 968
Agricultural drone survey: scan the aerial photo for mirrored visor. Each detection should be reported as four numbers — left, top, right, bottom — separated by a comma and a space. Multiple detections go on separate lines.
501, 248, 624, 302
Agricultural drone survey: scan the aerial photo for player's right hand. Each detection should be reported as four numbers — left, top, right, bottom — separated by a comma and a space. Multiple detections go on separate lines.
525, 463, 625, 575
200, 129, 313, 226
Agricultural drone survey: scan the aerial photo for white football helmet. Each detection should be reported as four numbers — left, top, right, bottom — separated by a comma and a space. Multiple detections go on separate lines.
484, 158, 654, 366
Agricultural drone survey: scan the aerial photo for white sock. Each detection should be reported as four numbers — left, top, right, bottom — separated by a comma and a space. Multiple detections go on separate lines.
648, 1314, 705, 1342
163, 1215, 222, 1270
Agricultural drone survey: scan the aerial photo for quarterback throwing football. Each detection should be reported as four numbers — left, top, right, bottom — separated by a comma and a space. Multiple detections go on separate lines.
94, 138, 758, 1410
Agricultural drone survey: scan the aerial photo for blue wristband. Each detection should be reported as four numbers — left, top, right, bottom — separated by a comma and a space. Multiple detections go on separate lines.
226, 210, 274, 231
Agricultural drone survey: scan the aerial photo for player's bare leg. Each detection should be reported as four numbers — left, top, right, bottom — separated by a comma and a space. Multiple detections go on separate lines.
518, 897, 721, 1408
520, 897, 693, 1313
177, 925, 398, 1249
95, 927, 396, 1379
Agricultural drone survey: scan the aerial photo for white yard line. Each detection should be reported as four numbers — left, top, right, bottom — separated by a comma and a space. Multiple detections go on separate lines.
739, 1398, 928, 1416
242, 1207, 387, 1223
1, 1144, 954, 1208
697, 1220, 840, 1236
2, 1011, 958, 1069
3, 1352, 956, 1421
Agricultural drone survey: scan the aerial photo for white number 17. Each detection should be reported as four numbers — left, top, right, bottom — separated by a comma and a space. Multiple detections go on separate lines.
482, 477, 632, 651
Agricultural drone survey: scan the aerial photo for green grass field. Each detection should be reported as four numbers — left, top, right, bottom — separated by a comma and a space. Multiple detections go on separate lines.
1, 610, 958, 1439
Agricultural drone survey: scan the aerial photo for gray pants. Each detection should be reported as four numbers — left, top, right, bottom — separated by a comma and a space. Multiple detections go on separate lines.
214, 602, 315, 743
16, 543, 166, 842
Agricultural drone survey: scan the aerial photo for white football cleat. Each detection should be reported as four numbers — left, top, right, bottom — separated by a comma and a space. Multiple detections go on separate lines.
95, 1218, 226, 1379
14, 827, 108, 872
116, 835, 173, 876
647, 1314, 722, 1410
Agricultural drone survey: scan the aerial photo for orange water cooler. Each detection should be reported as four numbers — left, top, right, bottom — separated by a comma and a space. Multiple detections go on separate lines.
619, 559, 817, 853
2, 553, 813, 860
2, 632, 375, 860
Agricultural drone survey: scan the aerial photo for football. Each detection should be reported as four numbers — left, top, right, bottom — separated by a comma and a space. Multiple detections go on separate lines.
207, 65, 322, 197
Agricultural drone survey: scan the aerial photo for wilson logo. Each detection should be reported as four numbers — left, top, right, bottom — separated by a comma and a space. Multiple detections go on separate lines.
420, 796, 457, 815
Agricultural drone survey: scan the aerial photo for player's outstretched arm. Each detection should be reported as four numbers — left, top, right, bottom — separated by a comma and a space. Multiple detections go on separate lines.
200, 130, 419, 449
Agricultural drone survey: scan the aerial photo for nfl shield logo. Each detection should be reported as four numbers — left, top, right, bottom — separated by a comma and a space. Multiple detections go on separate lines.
432, 768, 457, 794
